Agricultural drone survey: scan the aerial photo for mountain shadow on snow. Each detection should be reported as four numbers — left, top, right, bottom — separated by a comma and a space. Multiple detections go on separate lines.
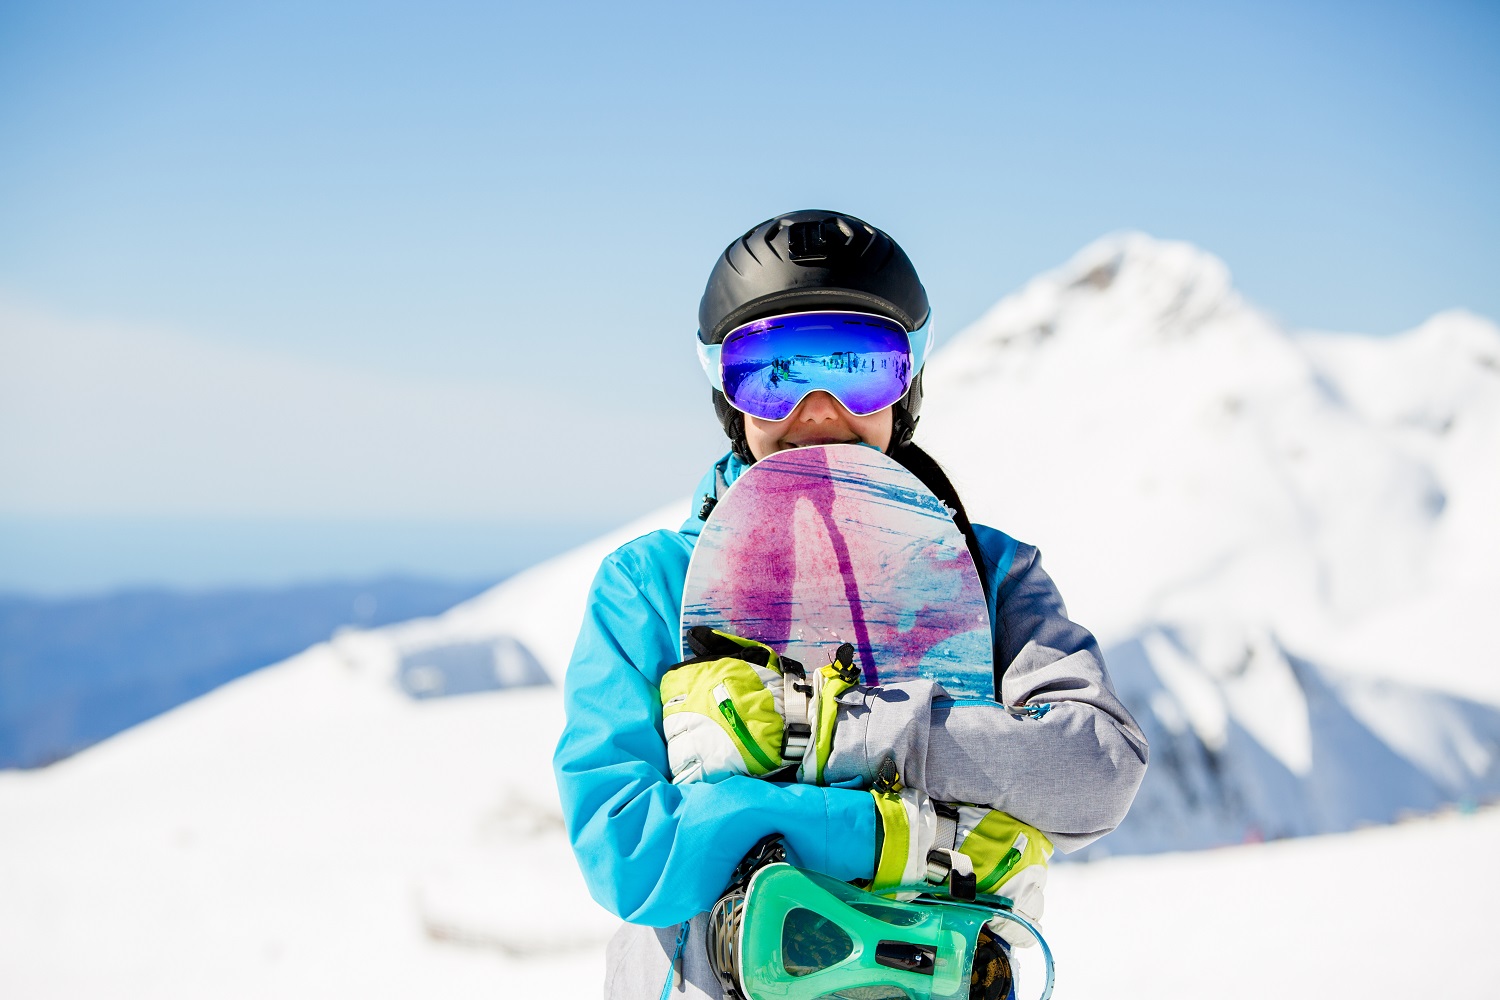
1084, 623, 1500, 858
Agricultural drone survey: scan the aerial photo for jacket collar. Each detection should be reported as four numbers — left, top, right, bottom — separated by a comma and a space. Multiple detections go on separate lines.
679, 452, 747, 537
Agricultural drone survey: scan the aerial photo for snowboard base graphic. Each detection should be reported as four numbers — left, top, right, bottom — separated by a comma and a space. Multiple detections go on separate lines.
681, 444, 994, 700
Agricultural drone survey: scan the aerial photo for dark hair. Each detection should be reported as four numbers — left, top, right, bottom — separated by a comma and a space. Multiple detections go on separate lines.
886, 441, 990, 604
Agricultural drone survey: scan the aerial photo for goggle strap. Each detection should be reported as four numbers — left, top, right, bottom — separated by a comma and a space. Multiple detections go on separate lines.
697, 339, 725, 391
908, 313, 934, 372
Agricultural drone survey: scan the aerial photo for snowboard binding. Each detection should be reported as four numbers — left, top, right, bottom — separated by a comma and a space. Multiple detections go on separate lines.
706, 836, 1055, 1000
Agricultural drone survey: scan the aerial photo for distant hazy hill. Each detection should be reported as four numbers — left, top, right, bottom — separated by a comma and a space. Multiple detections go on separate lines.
0, 577, 493, 768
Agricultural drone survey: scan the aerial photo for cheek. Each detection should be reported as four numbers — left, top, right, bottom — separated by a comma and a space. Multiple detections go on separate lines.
742, 415, 784, 460
861, 410, 895, 449
744, 415, 780, 441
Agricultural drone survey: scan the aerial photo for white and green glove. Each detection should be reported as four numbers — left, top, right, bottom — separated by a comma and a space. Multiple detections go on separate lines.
870, 786, 1052, 947
660, 626, 860, 785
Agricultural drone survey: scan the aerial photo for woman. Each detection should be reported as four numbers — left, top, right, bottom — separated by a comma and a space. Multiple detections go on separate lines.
553, 211, 1148, 999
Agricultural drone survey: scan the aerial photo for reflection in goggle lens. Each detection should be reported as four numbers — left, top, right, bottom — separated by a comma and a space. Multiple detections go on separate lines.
720, 313, 914, 420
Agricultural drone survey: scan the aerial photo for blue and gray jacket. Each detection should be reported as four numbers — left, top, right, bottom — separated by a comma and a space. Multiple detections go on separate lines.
553, 452, 1147, 942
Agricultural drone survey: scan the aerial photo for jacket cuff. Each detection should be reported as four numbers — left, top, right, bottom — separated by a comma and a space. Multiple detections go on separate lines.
822, 680, 939, 792
816, 786, 879, 884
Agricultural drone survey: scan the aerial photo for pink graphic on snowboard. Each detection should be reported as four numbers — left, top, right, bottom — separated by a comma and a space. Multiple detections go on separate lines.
681, 445, 993, 700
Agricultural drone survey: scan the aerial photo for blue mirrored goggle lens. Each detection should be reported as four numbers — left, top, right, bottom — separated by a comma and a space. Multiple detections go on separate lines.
719, 313, 913, 421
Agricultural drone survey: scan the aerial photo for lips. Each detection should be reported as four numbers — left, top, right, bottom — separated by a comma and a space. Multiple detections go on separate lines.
782, 436, 860, 449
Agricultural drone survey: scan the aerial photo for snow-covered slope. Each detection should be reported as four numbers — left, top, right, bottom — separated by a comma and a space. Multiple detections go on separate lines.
4, 636, 1494, 998
0, 648, 614, 999
5, 233, 1499, 997
1042, 805, 1499, 1000
1101, 621, 1500, 856
334, 500, 689, 691
1293, 310, 1500, 697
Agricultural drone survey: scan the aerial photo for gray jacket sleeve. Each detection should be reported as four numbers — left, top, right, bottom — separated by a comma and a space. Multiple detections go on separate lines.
823, 540, 1148, 853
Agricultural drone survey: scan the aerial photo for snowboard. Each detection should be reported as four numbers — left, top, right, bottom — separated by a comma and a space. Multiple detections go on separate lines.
681, 444, 994, 700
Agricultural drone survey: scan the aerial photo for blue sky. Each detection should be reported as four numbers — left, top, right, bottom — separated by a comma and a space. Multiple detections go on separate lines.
1, 1, 1496, 591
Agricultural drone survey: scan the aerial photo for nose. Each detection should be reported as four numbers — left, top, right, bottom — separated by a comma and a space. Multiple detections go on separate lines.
796, 391, 847, 422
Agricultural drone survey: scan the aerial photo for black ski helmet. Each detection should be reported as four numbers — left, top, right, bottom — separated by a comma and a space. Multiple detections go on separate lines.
699, 210, 931, 463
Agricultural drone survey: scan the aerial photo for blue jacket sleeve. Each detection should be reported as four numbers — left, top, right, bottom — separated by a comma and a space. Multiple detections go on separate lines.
553, 533, 876, 926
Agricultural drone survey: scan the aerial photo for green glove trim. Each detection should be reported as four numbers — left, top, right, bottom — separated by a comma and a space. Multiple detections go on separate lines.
714, 683, 780, 772
962, 811, 1054, 895
870, 790, 911, 891
809, 665, 857, 784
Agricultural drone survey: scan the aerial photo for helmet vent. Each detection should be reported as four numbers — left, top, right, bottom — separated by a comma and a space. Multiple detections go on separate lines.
762, 220, 784, 261
722, 245, 745, 276
786, 217, 854, 263
739, 231, 762, 266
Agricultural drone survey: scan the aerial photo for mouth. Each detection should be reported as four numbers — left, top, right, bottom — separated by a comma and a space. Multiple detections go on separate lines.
781, 436, 861, 449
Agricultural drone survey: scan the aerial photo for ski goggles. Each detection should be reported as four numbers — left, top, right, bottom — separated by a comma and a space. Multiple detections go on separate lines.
698, 310, 934, 421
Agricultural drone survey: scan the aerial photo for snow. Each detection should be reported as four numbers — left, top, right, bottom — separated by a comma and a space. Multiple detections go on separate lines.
4, 636, 1495, 998
1043, 806, 1500, 1000
0, 648, 615, 998
4, 233, 1499, 996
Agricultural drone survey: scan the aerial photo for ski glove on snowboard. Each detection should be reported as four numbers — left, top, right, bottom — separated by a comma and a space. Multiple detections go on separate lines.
660, 626, 860, 785
871, 786, 1052, 948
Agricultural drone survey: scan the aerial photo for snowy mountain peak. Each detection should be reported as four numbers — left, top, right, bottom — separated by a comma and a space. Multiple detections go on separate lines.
1412, 307, 1500, 354
1053, 231, 1241, 326
949, 232, 1254, 364
921, 234, 1499, 693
